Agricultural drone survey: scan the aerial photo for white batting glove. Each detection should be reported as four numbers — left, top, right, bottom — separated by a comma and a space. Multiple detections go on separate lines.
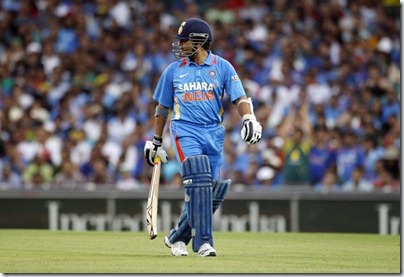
144, 136, 169, 166
241, 118, 262, 145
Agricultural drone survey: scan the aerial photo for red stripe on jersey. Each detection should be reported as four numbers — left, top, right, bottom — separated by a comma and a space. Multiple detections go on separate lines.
212, 55, 217, 64
174, 135, 185, 162
179, 58, 187, 67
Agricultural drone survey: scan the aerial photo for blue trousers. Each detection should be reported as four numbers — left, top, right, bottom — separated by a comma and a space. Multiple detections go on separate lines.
170, 121, 225, 178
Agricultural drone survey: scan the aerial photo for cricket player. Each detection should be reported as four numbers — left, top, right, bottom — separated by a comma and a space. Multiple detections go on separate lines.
144, 18, 262, 257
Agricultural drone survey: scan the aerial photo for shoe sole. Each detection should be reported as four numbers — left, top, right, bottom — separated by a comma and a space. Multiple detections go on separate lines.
205, 252, 217, 257
173, 252, 189, 256
198, 250, 217, 257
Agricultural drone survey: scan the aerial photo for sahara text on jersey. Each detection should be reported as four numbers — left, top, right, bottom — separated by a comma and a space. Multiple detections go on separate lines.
178, 82, 216, 92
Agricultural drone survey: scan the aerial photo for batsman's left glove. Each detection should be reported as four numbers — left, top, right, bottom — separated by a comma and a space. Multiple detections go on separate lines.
144, 136, 169, 166
241, 119, 262, 145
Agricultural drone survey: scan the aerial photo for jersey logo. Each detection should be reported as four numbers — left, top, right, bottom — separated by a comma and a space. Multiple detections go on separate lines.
182, 91, 215, 102
179, 73, 189, 78
178, 82, 215, 91
231, 74, 240, 83
209, 70, 216, 77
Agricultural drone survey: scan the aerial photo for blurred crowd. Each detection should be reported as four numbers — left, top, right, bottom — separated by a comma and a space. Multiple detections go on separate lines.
0, 0, 400, 193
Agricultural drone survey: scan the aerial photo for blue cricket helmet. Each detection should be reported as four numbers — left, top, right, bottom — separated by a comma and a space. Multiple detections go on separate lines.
175, 18, 213, 41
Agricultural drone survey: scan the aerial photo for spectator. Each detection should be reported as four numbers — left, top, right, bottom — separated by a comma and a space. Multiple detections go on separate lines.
81, 103, 104, 143
98, 122, 123, 172
309, 125, 337, 186
41, 39, 61, 77
0, 164, 22, 189
116, 165, 142, 191
107, 98, 136, 145
205, 2, 236, 25
68, 129, 92, 167
22, 153, 55, 189
362, 136, 385, 182
335, 130, 365, 184
87, 157, 115, 187
374, 168, 400, 193
381, 89, 400, 125
341, 167, 374, 192
258, 135, 284, 187
281, 127, 311, 186
278, 97, 311, 187
54, 160, 86, 189
313, 166, 340, 194
79, 142, 114, 186
256, 166, 276, 189
382, 114, 400, 164
3, 145, 24, 179
244, 160, 260, 189
38, 121, 63, 167
55, 12, 79, 54
364, 64, 391, 99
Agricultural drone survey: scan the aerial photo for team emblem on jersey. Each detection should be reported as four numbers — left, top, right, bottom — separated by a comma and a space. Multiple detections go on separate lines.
178, 21, 186, 35
209, 70, 216, 77
231, 74, 240, 83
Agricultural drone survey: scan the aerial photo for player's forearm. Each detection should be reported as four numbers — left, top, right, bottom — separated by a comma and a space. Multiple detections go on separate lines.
154, 115, 167, 138
153, 104, 170, 138
238, 103, 254, 119
236, 97, 256, 121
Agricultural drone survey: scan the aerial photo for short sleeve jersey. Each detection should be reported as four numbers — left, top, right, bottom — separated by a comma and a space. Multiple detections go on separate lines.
153, 51, 246, 125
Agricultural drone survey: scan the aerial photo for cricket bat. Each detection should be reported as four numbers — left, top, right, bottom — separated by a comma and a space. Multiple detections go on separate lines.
146, 156, 161, 240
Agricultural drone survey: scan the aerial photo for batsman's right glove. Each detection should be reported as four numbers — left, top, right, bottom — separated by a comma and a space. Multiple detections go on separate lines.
144, 136, 169, 166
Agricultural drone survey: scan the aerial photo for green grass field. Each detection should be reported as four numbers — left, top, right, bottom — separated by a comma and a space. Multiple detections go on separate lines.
0, 229, 399, 274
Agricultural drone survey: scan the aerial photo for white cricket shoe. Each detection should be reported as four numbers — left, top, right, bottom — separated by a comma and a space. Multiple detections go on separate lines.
164, 236, 189, 256
197, 243, 217, 257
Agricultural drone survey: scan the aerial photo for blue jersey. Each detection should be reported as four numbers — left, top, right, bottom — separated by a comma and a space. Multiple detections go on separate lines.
309, 145, 337, 184
153, 51, 246, 125
336, 146, 365, 183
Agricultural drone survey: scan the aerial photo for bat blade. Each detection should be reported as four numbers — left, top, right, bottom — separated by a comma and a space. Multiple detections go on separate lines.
146, 156, 161, 240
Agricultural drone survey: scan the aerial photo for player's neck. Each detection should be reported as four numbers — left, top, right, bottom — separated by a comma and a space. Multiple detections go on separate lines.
192, 49, 208, 65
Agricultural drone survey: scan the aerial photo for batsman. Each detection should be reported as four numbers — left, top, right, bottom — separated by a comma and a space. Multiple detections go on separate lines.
144, 18, 262, 257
